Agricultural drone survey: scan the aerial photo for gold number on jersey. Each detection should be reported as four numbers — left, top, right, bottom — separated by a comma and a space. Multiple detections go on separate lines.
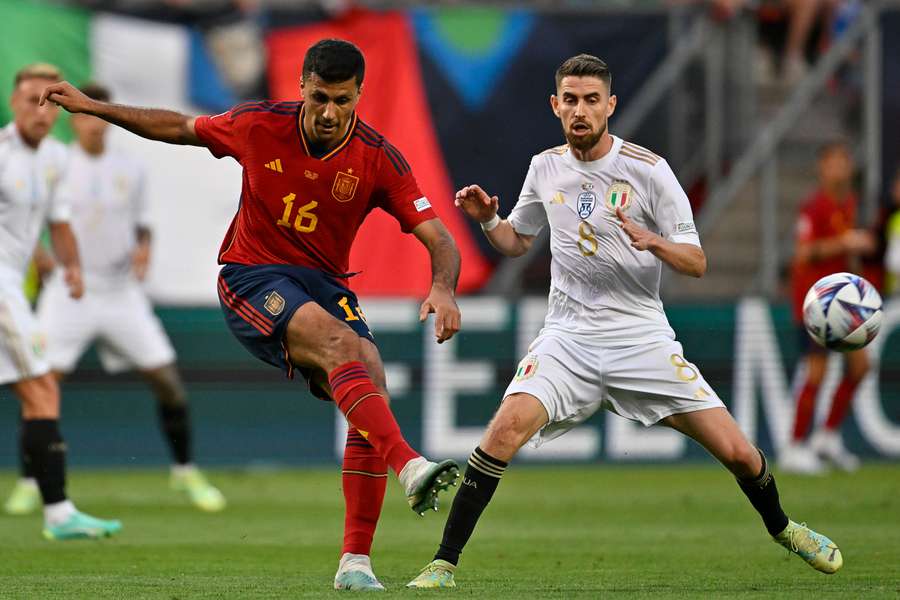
338, 296, 366, 322
670, 353, 698, 382
578, 221, 598, 257
276, 193, 318, 233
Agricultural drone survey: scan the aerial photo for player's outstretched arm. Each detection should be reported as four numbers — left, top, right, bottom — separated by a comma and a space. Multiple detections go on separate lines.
48, 222, 84, 299
40, 81, 202, 146
413, 219, 461, 344
455, 184, 534, 257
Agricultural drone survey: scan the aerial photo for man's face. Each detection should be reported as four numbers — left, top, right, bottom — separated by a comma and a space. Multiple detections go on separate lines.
551, 76, 616, 153
71, 112, 109, 147
818, 146, 853, 188
10, 78, 59, 145
299, 73, 361, 147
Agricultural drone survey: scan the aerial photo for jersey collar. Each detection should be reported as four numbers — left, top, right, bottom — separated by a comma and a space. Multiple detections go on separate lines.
564, 134, 623, 172
296, 103, 358, 161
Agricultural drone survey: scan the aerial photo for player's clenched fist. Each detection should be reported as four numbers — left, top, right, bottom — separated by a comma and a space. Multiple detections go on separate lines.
40, 81, 95, 114
455, 184, 499, 224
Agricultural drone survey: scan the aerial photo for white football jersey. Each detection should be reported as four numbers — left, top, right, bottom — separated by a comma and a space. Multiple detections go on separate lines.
0, 123, 69, 285
56, 144, 149, 289
507, 135, 701, 344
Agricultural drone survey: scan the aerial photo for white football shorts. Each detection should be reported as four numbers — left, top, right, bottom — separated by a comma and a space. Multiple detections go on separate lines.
504, 332, 725, 447
0, 279, 50, 385
37, 277, 175, 374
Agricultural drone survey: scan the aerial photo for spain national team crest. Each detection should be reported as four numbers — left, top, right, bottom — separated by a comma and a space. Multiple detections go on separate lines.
514, 355, 539, 381
332, 169, 359, 202
264, 291, 285, 316
606, 180, 633, 211
577, 191, 597, 219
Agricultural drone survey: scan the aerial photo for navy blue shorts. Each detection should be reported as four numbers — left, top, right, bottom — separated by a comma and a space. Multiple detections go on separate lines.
217, 264, 372, 388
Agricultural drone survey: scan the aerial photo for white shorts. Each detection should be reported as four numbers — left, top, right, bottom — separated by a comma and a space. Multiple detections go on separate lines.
36, 278, 175, 374
0, 280, 50, 385
504, 332, 725, 447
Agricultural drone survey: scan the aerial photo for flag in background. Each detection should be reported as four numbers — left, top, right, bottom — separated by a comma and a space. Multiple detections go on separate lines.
1, 1, 493, 303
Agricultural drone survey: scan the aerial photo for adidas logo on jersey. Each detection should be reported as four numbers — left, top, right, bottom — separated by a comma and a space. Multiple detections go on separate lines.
264, 159, 283, 173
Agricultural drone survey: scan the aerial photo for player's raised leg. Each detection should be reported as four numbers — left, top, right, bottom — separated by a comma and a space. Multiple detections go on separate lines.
141, 364, 226, 512
662, 407, 842, 574
308, 342, 389, 591
408, 393, 548, 588
286, 301, 459, 516
13, 374, 121, 540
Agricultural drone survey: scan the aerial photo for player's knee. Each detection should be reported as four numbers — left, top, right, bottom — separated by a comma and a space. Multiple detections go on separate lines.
321, 327, 362, 370
484, 414, 530, 457
17, 375, 61, 419
721, 442, 760, 478
145, 364, 187, 407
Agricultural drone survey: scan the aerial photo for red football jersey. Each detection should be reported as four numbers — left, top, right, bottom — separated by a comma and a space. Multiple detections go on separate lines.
791, 188, 858, 321
194, 101, 437, 276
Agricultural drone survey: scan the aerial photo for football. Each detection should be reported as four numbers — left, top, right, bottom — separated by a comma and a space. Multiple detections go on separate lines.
802, 272, 884, 351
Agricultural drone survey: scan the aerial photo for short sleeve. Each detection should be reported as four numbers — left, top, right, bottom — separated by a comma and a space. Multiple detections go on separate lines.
649, 159, 700, 247
47, 147, 70, 223
375, 144, 435, 233
506, 158, 547, 236
194, 109, 244, 160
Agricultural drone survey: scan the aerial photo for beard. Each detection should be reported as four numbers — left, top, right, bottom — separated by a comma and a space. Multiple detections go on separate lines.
563, 118, 606, 153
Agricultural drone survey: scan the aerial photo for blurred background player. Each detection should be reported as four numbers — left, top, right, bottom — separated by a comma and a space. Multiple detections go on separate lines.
0, 63, 120, 539
781, 141, 876, 474
884, 168, 900, 296
40, 40, 462, 590
6, 82, 225, 516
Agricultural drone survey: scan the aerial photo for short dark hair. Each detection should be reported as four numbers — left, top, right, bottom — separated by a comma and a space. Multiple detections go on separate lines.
78, 81, 111, 103
817, 140, 851, 161
555, 54, 611, 92
302, 39, 365, 87
14, 63, 61, 88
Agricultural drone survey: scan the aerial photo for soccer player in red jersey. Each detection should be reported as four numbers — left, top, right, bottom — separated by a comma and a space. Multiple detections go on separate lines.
781, 141, 875, 475
40, 39, 462, 590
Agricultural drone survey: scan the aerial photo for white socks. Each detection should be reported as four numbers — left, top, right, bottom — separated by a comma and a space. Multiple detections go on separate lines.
171, 463, 197, 477
398, 456, 429, 491
337, 553, 375, 578
44, 499, 76, 526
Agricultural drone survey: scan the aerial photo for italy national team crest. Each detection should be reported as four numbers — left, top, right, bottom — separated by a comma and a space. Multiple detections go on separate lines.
332, 169, 359, 202
606, 180, 633, 211
577, 190, 597, 219
514, 355, 539, 381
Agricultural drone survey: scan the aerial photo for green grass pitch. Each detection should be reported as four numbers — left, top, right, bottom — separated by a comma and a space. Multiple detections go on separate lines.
1, 464, 898, 598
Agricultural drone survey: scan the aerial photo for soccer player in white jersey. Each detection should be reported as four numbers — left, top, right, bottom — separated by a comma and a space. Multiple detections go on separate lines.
408, 54, 842, 588
5, 83, 225, 515
0, 64, 120, 539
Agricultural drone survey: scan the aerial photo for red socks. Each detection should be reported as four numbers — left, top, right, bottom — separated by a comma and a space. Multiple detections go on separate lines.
341, 428, 387, 556
793, 375, 860, 440
329, 361, 419, 476
792, 381, 818, 441
824, 376, 859, 430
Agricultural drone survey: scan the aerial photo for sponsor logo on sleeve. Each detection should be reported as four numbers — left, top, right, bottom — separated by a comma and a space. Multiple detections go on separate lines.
413, 197, 432, 212
675, 221, 697, 234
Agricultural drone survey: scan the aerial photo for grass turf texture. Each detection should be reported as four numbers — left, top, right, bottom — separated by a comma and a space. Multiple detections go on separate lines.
1, 464, 898, 599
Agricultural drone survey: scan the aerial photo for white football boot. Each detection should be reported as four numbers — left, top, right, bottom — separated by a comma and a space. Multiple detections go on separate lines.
810, 429, 860, 472
778, 443, 827, 475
